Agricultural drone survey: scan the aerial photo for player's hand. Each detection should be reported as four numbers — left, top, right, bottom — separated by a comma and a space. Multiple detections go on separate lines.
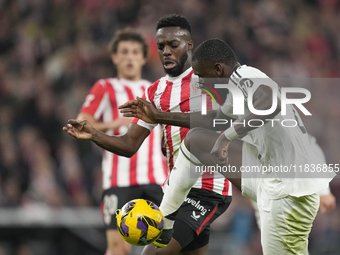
119, 97, 159, 124
118, 99, 139, 111
153, 229, 173, 248
63, 119, 94, 140
210, 133, 231, 165
319, 193, 336, 213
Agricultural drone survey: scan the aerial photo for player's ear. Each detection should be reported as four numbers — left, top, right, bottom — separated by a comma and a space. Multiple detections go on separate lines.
111, 54, 118, 65
188, 40, 193, 51
140, 57, 147, 66
143, 57, 147, 64
214, 63, 223, 76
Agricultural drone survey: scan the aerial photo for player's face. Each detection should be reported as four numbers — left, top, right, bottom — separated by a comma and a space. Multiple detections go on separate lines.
192, 60, 218, 81
156, 27, 193, 77
192, 60, 228, 87
112, 41, 146, 81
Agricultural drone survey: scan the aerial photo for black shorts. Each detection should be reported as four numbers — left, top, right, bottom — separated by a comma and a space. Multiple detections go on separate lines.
172, 188, 232, 252
101, 184, 163, 229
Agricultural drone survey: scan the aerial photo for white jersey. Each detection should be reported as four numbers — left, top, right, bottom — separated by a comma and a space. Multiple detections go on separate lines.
133, 67, 232, 196
221, 65, 334, 199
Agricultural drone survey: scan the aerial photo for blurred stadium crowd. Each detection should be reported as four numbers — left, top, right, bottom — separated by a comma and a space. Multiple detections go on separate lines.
0, 0, 340, 254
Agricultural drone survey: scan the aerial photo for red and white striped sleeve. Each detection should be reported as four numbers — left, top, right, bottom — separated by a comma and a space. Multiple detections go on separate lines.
80, 80, 108, 120
131, 85, 158, 132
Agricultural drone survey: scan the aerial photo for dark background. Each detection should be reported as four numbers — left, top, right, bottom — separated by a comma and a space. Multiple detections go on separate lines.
0, 0, 339, 254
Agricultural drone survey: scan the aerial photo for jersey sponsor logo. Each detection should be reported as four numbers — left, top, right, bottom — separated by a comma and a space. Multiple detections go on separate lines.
191, 211, 201, 221
196, 82, 222, 106
184, 197, 208, 216
191, 82, 200, 93
155, 92, 163, 97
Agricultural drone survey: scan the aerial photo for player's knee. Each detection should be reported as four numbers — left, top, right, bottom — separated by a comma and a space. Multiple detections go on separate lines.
184, 128, 205, 149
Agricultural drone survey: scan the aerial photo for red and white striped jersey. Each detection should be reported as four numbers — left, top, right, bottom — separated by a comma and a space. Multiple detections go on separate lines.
132, 68, 232, 196
80, 78, 168, 190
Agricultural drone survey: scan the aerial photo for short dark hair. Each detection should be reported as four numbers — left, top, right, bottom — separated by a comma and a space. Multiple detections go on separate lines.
156, 14, 191, 34
192, 39, 237, 67
108, 28, 148, 58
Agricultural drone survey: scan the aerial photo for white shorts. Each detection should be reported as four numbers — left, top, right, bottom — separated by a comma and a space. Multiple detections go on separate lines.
241, 140, 321, 254
257, 191, 319, 255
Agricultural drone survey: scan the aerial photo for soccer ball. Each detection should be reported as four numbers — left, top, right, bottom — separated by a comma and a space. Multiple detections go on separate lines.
116, 199, 164, 246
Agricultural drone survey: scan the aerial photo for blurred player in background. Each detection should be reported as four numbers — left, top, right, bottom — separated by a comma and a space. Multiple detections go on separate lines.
77, 28, 167, 255
65, 14, 232, 255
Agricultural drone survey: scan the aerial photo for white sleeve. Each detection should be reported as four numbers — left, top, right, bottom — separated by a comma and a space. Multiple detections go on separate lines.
237, 66, 279, 97
220, 93, 239, 119
318, 187, 331, 196
134, 119, 157, 132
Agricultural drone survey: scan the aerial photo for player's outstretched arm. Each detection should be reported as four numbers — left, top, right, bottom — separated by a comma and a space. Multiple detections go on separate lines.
77, 112, 131, 132
63, 119, 94, 140
63, 119, 150, 157
119, 96, 232, 130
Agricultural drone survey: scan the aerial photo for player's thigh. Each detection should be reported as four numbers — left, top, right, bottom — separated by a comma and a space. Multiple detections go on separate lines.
258, 193, 319, 255
173, 188, 231, 251
141, 184, 164, 206
141, 238, 208, 255
185, 128, 221, 160
141, 238, 182, 255
179, 244, 208, 255
174, 224, 209, 254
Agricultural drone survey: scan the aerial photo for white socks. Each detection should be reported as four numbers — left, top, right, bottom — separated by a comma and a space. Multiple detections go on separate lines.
160, 142, 203, 229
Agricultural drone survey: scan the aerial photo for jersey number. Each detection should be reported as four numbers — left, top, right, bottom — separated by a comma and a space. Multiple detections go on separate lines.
83, 94, 95, 108
103, 194, 118, 217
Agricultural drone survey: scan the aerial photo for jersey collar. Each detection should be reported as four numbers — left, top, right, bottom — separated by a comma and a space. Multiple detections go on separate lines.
166, 67, 193, 81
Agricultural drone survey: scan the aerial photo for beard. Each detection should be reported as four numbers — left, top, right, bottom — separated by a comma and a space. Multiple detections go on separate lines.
163, 51, 189, 77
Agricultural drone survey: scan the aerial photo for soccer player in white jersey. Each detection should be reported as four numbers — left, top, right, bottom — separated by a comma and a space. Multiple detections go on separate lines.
64, 15, 232, 255
120, 39, 335, 254
77, 28, 167, 255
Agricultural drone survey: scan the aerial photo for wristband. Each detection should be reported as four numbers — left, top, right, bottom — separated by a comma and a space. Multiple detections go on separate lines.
223, 126, 239, 141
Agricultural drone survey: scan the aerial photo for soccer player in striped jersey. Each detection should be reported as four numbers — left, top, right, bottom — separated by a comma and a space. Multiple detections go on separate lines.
121, 39, 335, 255
77, 28, 167, 255
64, 15, 232, 255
